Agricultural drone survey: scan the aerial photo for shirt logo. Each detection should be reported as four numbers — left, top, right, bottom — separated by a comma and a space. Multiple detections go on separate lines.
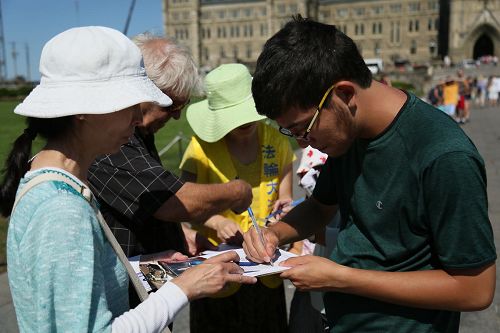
376, 201, 383, 210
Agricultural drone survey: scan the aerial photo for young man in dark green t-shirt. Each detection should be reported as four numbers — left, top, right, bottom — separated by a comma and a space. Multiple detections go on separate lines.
242, 17, 496, 333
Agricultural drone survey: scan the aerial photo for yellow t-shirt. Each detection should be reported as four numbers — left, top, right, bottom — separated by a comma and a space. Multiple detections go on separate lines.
180, 121, 295, 244
443, 82, 459, 105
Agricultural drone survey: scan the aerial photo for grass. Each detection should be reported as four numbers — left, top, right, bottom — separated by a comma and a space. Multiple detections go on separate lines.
0, 100, 196, 273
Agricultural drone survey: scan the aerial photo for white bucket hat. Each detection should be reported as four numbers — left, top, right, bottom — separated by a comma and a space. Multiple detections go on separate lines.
15, 26, 172, 118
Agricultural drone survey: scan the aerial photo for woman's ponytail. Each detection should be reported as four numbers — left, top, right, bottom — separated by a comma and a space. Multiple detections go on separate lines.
0, 127, 37, 217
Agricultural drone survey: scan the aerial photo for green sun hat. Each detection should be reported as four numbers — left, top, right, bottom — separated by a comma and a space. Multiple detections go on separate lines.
186, 63, 266, 143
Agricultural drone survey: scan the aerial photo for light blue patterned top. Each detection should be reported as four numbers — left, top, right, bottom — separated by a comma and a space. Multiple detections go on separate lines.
7, 168, 129, 333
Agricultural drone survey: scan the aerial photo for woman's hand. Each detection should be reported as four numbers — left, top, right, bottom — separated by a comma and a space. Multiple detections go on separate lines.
181, 223, 217, 255
213, 218, 244, 245
140, 250, 188, 264
171, 251, 257, 300
271, 198, 294, 221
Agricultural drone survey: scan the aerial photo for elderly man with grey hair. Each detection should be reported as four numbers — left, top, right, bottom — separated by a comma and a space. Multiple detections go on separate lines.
88, 34, 252, 307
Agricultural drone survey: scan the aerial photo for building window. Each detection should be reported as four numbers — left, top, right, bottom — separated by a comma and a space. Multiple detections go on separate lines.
428, 18, 433, 31
409, 20, 413, 32
260, 23, 267, 36
235, 26, 240, 37
277, 4, 285, 13
220, 46, 225, 58
203, 47, 209, 61
355, 24, 365, 35
201, 11, 210, 19
372, 6, 383, 15
290, 4, 297, 13
246, 44, 252, 59
374, 41, 381, 56
320, 10, 330, 20
435, 18, 439, 30
409, 2, 420, 12
207, 28, 211, 39
391, 21, 400, 43
390, 4, 401, 13
244, 8, 252, 17
233, 46, 238, 59
219, 11, 225, 19
261, 7, 266, 16
231, 9, 239, 18
410, 40, 417, 54
337, 8, 348, 18
355, 8, 365, 16
429, 40, 437, 55
373, 22, 382, 34
415, 20, 419, 32
428, 1, 439, 11
183, 12, 189, 20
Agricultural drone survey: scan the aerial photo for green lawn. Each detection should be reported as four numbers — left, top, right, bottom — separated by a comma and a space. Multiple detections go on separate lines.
0, 100, 195, 273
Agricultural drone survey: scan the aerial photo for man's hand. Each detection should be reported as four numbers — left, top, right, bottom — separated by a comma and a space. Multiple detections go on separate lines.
182, 223, 217, 256
279, 255, 344, 291
228, 179, 253, 214
213, 218, 243, 245
242, 226, 279, 263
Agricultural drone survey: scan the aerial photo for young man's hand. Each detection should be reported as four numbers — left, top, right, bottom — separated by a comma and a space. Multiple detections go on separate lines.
242, 226, 279, 264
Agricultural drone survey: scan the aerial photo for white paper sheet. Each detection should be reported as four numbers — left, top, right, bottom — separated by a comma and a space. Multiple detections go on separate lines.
199, 245, 297, 277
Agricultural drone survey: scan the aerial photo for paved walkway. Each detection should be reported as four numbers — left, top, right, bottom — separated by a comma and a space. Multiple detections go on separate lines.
1, 104, 499, 332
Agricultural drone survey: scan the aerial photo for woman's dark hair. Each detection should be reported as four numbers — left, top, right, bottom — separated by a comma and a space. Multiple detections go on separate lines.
252, 15, 372, 119
0, 116, 73, 217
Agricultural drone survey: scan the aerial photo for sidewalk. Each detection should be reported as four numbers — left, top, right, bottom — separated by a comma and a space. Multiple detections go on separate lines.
1, 104, 499, 332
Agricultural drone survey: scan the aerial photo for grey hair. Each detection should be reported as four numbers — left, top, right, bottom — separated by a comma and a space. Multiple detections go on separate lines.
133, 33, 202, 99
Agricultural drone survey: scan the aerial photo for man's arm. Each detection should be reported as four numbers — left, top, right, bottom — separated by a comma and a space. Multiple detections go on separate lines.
280, 256, 496, 312
153, 179, 252, 224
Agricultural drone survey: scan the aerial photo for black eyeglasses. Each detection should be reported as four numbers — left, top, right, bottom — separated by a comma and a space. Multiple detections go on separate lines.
165, 98, 190, 113
279, 84, 336, 141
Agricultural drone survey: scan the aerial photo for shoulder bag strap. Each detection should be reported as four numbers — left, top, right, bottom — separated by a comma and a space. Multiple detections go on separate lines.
14, 173, 173, 332
13, 173, 150, 302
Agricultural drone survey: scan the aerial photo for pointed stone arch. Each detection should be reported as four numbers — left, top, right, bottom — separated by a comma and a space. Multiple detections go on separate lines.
463, 24, 500, 59
474, 34, 494, 59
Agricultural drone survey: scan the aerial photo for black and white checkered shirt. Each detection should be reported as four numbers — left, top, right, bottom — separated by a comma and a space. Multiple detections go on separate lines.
88, 130, 186, 258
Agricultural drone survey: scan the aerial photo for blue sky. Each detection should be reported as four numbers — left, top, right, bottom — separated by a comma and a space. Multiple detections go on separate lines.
2, 0, 164, 81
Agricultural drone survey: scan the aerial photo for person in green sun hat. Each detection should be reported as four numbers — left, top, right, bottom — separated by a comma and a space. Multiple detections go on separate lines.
180, 63, 296, 333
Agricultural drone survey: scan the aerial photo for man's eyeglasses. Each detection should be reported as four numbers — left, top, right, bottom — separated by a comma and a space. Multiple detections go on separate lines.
166, 98, 190, 113
279, 84, 336, 141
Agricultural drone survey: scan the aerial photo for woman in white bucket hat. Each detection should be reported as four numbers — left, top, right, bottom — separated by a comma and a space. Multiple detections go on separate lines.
0, 27, 255, 333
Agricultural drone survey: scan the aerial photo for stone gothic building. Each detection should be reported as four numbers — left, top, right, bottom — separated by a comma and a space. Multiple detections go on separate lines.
163, 0, 500, 70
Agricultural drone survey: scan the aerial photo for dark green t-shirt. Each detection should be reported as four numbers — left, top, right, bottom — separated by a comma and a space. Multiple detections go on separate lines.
313, 92, 496, 333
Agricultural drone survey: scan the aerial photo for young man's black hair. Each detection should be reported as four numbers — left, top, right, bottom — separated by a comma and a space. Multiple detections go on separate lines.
252, 15, 372, 120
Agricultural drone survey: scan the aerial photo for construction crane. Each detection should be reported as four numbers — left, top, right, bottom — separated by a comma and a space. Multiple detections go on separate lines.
123, 0, 137, 35
0, 0, 7, 82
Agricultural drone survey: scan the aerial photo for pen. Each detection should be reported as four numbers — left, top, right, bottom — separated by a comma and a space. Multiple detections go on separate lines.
238, 261, 258, 266
247, 206, 274, 266
265, 197, 306, 220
